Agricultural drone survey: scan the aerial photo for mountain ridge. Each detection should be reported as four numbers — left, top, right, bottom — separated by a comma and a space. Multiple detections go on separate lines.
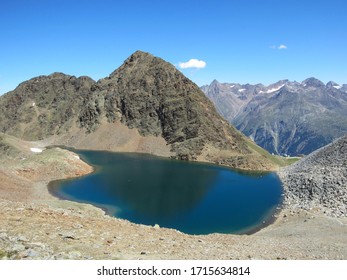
0, 51, 283, 171
202, 78, 347, 156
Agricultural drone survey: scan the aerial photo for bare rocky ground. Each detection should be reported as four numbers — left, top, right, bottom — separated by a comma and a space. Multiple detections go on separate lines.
1, 199, 346, 260
278, 135, 347, 217
0, 136, 346, 260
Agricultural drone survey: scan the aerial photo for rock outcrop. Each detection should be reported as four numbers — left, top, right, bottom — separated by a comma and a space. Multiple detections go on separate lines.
0, 51, 281, 171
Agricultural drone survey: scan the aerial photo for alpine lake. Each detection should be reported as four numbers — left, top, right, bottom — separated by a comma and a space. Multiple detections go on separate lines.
49, 149, 283, 235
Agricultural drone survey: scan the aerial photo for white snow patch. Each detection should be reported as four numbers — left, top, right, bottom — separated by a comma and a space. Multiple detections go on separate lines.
259, 90, 264, 93
238, 89, 246, 92
229, 85, 235, 88
30, 148, 43, 153
266, 84, 284, 93
333, 85, 342, 89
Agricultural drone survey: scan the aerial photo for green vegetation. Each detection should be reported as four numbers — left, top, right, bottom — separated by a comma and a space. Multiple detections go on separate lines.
0, 249, 17, 260
245, 138, 300, 167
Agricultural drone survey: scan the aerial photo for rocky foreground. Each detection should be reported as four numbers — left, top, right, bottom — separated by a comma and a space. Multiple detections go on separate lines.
1, 199, 346, 260
278, 135, 347, 217
0, 134, 347, 260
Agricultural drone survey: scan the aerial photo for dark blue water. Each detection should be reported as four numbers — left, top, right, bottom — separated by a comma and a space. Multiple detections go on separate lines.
49, 150, 283, 235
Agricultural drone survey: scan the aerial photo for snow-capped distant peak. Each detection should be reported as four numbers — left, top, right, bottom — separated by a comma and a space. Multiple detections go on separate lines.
266, 84, 285, 93
238, 88, 246, 92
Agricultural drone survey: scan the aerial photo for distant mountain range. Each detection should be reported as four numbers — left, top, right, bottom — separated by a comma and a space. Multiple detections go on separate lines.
0, 51, 285, 171
201, 78, 347, 156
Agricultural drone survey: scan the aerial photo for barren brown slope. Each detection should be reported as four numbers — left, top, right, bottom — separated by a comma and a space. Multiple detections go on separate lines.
0, 133, 346, 260
0, 51, 281, 171
0, 133, 92, 203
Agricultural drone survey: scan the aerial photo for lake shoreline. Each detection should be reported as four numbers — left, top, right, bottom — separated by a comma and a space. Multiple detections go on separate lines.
1, 146, 346, 260
48, 149, 283, 235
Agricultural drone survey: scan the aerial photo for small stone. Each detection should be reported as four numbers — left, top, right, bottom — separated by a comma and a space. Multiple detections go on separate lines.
153, 224, 160, 229
0, 232, 8, 240
59, 231, 77, 240
73, 223, 83, 229
140, 251, 146, 255
23, 249, 39, 258
17, 235, 29, 242
27, 242, 46, 250
12, 244, 25, 252
68, 251, 82, 259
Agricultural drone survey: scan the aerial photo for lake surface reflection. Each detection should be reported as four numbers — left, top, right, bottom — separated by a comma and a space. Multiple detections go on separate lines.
49, 150, 283, 234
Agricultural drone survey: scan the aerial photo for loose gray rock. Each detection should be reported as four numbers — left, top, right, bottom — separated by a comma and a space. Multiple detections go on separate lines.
278, 135, 347, 217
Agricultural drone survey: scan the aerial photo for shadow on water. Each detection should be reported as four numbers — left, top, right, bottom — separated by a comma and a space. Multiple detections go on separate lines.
49, 149, 283, 235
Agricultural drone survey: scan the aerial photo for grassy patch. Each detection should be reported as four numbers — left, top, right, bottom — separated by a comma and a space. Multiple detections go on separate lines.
0, 249, 19, 259
245, 138, 300, 167
0, 249, 16, 260
0, 249, 8, 259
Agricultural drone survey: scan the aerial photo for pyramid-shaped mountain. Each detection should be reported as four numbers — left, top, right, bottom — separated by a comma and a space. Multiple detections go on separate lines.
0, 51, 280, 170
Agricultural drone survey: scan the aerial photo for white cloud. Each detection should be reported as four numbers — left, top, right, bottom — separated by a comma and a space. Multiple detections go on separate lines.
270, 44, 288, 50
179, 59, 206, 69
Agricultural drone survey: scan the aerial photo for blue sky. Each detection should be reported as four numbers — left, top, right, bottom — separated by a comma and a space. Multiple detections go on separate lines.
1, 0, 346, 94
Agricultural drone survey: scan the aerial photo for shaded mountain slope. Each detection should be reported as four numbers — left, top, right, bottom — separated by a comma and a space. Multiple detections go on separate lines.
202, 79, 347, 156
0, 51, 281, 171
0, 73, 95, 140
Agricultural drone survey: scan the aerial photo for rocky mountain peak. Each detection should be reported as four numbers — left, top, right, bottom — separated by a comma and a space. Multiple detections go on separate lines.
326, 81, 339, 87
270, 79, 289, 87
210, 79, 220, 85
108, 50, 157, 78
202, 76, 347, 156
302, 77, 325, 88
207, 79, 223, 93
0, 51, 280, 170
